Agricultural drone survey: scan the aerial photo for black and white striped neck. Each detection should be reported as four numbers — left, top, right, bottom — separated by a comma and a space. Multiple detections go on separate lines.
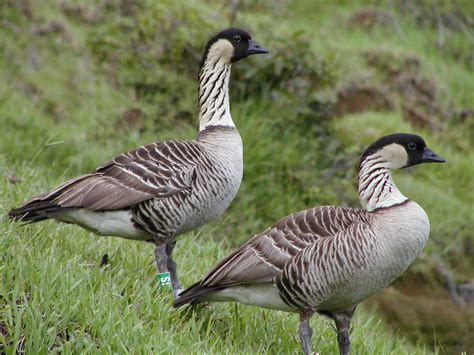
198, 52, 234, 132
358, 154, 407, 211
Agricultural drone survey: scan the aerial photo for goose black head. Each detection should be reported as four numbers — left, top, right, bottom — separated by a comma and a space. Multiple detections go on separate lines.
201, 28, 269, 67
361, 133, 446, 169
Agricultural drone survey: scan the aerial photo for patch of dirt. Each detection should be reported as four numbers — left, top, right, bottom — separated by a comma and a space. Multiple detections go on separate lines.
310, 49, 448, 124
392, 73, 439, 129
349, 9, 396, 30
332, 84, 394, 117
364, 49, 443, 128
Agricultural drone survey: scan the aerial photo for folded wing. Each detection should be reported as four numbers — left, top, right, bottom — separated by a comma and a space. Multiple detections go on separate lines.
175, 206, 366, 307
9, 140, 203, 221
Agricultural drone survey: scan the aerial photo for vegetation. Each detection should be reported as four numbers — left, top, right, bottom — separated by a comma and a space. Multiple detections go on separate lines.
1, 0, 472, 353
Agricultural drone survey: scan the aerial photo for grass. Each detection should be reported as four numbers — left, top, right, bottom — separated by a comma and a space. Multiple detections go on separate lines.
1, 0, 473, 353
1, 207, 425, 353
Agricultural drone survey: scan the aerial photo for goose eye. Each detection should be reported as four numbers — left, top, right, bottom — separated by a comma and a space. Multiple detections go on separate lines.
407, 142, 417, 150
233, 35, 241, 43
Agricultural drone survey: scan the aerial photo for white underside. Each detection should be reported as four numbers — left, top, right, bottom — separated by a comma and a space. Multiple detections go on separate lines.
208, 283, 296, 312
57, 209, 149, 240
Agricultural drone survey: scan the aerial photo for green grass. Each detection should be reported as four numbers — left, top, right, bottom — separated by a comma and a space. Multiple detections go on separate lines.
1, 0, 473, 353
1, 203, 425, 353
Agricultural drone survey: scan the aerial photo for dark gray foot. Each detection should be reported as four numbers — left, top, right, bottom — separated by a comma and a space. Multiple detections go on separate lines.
299, 312, 314, 355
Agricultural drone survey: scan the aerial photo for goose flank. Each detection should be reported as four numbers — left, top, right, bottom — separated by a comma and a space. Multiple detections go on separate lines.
174, 133, 446, 354
8, 28, 269, 297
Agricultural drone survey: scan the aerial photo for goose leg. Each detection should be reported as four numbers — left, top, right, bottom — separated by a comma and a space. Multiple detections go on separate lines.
299, 312, 314, 355
155, 242, 169, 273
165, 240, 183, 297
155, 242, 173, 293
333, 308, 355, 355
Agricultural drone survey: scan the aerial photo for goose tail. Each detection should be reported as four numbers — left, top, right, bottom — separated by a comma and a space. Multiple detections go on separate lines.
173, 282, 223, 308
8, 195, 67, 223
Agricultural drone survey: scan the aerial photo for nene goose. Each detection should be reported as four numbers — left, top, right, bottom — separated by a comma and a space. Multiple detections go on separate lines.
174, 133, 445, 354
8, 28, 269, 297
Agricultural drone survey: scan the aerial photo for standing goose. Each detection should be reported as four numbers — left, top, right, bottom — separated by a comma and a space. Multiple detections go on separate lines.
174, 133, 446, 354
8, 28, 269, 297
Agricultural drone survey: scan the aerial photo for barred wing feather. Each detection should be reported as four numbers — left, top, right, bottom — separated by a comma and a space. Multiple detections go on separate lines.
200, 206, 365, 288
276, 220, 375, 310
17, 140, 202, 212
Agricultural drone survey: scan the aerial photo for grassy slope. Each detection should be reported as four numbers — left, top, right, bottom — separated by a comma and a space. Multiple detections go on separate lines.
1, 0, 472, 353
1, 213, 423, 353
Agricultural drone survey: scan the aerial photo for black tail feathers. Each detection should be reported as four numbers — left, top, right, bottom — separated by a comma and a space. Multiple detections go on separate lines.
173, 282, 224, 308
8, 198, 66, 223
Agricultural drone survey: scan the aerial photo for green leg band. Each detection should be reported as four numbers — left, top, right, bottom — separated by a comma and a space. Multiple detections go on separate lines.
157, 272, 172, 289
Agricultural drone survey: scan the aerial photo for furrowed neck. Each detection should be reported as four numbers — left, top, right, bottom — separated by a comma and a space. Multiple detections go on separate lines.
358, 154, 407, 211
198, 53, 234, 131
